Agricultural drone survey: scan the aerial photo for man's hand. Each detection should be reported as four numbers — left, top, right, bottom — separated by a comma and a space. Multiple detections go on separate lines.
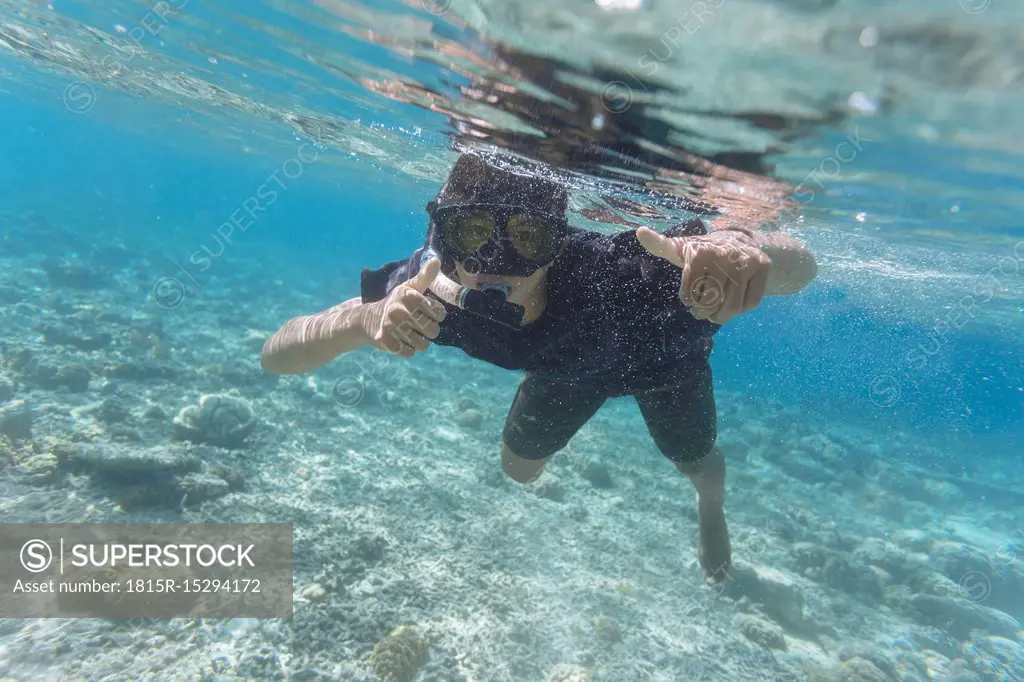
636, 226, 771, 324
361, 258, 447, 357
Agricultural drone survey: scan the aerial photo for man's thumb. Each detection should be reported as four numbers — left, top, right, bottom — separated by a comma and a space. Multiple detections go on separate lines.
407, 257, 441, 293
636, 227, 684, 267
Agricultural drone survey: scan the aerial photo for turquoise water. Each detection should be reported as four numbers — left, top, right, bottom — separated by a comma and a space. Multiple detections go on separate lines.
1, 0, 1023, 680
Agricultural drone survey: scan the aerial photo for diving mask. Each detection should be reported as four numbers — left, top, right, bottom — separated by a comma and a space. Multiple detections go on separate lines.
427, 202, 567, 277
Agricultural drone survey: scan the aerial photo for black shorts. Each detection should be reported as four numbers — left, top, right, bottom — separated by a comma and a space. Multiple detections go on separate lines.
501, 367, 717, 464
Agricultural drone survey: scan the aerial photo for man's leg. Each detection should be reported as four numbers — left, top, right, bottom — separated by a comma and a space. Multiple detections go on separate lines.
635, 367, 731, 582
501, 442, 549, 484
501, 374, 605, 484
675, 446, 730, 583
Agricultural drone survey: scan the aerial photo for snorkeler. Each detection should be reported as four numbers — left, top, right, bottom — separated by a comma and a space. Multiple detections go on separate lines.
260, 153, 817, 582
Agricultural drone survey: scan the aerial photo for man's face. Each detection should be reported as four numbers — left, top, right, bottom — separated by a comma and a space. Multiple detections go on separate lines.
453, 261, 550, 305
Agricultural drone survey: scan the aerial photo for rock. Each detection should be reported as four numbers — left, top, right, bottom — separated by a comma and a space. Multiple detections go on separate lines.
235, 650, 285, 679
6, 347, 34, 373
890, 650, 931, 682
919, 650, 954, 679
728, 564, 807, 631
198, 363, 262, 389
834, 657, 889, 682
852, 538, 928, 582
530, 478, 566, 503
177, 472, 230, 503
734, 613, 787, 650
964, 635, 1024, 680
172, 394, 255, 448
912, 626, 964, 659
923, 478, 965, 506
818, 439, 849, 469
836, 645, 898, 680
579, 460, 614, 489
353, 534, 388, 563
547, 664, 589, 682
915, 571, 961, 598
60, 364, 91, 392
776, 451, 831, 485
568, 505, 588, 522
874, 464, 930, 503
739, 422, 776, 447
594, 616, 622, 644
370, 625, 428, 682
12, 451, 59, 484
792, 542, 831, 570
38, 323, 112, 351
792, 542, 883, 600
32, 362, 91, 392
299, 583, 328, 603
104, 361, 180, 381
909, 594, 1020, 640
868, 493, 906, 522
928, 541, 1024, 621
241, 329, 269, 353
0, 284, 24, 303
891, 529, 933, 553
142, 405, 168, 421
116, 484, 174, 510
97, 398, 131, 424
0, 375, 14, 402
928, 538, 1007, 577
943, 658, 982, 681
41, 258, 105, 289
456, 408, 483, 429
72, 444, 202, 480
206, 462, 245, 492
0, 399, 33, 440
108, 424, 143, 443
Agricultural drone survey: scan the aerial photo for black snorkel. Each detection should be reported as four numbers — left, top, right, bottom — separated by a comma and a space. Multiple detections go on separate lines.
419, 235, 526, 331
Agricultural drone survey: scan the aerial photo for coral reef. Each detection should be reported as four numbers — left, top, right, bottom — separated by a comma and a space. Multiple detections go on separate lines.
369, 625, 428, 682
0, 399, 33, 440
547, 663, 590, 682
0, 374, 14, 402
172, 393, 255, 448
734, 613, 787, 650
68, 443, 241, 509
594, 615, 622, 644
833, 656, 890, 682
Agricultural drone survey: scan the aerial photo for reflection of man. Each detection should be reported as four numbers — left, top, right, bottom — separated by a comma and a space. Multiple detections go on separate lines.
357, 23, 846, 235
261, 153, 818, 582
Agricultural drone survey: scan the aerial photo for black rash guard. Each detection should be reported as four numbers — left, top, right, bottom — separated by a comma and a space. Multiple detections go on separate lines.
359, 220, 721, 396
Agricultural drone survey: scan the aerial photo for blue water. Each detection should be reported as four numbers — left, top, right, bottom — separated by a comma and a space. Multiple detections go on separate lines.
2, 1, 1023, 680
5, 100, 1019, 446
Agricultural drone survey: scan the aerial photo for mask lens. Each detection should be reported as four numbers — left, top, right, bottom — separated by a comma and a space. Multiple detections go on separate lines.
441, 209, 495, 257
507, 213, 558, 260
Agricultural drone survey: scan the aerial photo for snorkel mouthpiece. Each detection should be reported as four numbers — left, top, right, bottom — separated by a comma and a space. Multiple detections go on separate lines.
480, 282, 513, 297
420, 248, 525, 329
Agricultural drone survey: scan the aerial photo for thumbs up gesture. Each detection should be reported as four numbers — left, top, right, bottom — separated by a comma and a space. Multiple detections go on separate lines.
636, 226, 771, 324
363, 257, 448, 357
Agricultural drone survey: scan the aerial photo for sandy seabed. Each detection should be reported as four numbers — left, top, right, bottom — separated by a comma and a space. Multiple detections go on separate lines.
0, 215, 1022, 682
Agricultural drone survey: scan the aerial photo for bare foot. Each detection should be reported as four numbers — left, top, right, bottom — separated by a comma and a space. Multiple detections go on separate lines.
697, 497, 732, 584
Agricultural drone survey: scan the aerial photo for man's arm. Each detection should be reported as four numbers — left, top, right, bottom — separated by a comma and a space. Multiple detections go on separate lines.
260, 298, 374, 375
260, 258, 447, 375
636, 226, 817, 324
